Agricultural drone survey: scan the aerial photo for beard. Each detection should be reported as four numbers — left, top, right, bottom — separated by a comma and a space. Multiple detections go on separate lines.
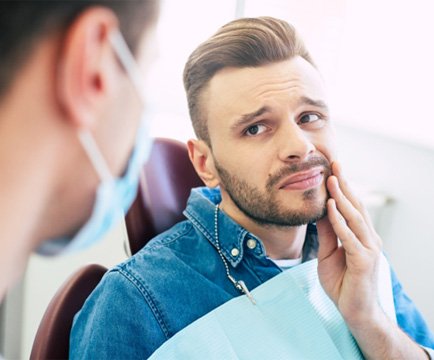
214, 155, 331, 228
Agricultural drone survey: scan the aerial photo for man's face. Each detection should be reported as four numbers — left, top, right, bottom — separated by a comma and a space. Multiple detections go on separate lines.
204, 57, 336, 227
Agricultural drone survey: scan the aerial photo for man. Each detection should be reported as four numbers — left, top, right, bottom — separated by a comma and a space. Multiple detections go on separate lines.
0, 0, 159, 300
71, 17, 434, 359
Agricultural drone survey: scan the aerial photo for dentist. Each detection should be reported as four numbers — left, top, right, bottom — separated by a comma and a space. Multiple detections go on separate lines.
0, 0, 159, 300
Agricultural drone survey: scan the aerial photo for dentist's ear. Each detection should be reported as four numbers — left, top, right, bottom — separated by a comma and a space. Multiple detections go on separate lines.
187, 139, 220, 188
56, 7, 119, 130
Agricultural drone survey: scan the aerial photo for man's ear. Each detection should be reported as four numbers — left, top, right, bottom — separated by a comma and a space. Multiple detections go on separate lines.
187, 139, 220, 188
56, 7, 119, 130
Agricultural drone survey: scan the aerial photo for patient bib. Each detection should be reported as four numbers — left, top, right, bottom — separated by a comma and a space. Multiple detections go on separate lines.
150, 255, 395, 359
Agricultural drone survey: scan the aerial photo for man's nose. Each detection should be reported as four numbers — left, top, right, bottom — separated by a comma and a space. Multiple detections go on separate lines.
277, 122, 315, 162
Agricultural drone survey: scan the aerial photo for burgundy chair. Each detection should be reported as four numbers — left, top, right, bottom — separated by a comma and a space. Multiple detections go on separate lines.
30, 264, 107, 360
125, 137, 203, 255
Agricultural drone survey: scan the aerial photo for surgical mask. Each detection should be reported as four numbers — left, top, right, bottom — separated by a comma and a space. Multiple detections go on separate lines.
37, 30, 152, 256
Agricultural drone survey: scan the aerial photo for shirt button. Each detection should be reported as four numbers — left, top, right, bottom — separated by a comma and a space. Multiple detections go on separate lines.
231, 248, 240, 257
247, 239, 257, 249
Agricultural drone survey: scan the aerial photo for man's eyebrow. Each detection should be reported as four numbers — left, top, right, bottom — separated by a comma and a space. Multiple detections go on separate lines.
231, 106, 271, 131
299, 96, 329, 111
230, 98, 328, 131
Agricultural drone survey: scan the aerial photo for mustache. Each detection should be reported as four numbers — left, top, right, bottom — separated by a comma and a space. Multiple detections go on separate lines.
266, 156, 331, 190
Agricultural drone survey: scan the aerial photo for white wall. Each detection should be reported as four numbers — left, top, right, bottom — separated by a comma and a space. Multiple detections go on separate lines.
332, 0, 434, 149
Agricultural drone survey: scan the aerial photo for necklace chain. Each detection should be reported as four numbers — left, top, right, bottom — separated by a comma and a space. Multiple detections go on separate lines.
214, 205, 256, 305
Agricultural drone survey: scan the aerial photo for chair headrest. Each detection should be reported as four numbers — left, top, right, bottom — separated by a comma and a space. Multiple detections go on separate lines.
125, 138, 203, 255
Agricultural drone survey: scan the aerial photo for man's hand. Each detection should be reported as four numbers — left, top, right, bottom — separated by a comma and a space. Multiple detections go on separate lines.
316, 161, 382, 324
316, 161, 428, 360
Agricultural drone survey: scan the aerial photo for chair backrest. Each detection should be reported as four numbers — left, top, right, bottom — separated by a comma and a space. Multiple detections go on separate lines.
30, 264, 107, 360
125, 137, 203, 255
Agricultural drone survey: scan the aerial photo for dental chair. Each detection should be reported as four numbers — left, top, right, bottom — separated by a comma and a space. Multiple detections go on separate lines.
125, 137, 203, 255
30, 264, 107, 360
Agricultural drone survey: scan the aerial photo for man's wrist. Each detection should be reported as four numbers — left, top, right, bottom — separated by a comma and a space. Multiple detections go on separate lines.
341, 300, 386, 333
347, 311, 429, 360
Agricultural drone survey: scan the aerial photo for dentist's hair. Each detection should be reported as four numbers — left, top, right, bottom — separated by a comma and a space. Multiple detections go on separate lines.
0, 0, 159, 98
183, 16, 314, 146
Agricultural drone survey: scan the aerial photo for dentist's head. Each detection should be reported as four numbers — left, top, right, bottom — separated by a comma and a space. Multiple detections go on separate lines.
0, 0, 159, 297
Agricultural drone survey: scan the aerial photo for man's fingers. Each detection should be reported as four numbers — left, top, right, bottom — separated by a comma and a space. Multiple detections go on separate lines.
327, 199, 363, 255
327, 176, 372, 244
316, 216, 338, 261
332, 162, 362, 209
332, 162, 373, 225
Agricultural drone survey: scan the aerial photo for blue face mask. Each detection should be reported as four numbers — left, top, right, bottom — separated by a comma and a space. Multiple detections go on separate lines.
37, 30, 152, 256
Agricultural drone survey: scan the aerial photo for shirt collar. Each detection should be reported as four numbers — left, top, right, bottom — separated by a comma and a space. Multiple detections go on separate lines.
183, 187, 318, 267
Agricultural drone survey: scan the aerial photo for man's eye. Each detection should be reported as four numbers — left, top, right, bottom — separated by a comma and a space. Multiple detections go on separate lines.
245, 124, 267, 136
299, 113, 321, 124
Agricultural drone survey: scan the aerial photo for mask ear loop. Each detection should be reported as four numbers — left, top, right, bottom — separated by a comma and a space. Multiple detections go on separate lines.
109, 29, 152, 257
78, 130, 113, 182
79, 30, 147, 183
109, 30, 146, 105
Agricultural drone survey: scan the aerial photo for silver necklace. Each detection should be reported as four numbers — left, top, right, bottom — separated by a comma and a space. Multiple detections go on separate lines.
214, 205, 256, 305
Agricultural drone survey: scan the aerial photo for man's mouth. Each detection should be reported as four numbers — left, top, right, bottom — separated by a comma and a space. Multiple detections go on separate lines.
278, 167, 325, 191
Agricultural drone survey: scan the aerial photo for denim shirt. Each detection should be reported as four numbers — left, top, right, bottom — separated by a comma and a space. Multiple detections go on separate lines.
70, 187, 434, 359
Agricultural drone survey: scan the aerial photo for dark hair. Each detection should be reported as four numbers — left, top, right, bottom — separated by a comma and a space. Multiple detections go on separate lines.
183, 16, 314, 145
0, 0, 158, 98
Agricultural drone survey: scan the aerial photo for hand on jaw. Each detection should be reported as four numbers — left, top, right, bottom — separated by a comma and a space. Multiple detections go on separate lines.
316, 161, 428, 360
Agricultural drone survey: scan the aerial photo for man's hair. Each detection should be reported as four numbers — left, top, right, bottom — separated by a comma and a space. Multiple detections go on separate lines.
183, 16, 314, 145
0, 0, 158, 98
